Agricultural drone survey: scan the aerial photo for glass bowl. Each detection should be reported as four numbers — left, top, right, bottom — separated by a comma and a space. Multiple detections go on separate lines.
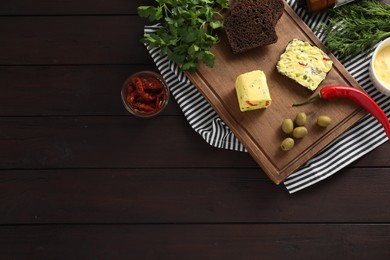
369, 37, 390, 96
121, 71, 169, 118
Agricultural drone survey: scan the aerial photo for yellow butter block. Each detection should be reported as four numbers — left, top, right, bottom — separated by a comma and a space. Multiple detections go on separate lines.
276, 39, 333, 91
235, 70, 272, 112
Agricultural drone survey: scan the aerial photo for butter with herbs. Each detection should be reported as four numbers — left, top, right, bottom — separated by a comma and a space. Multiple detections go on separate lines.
277, 39, 333, 91
235, 70, 272, 112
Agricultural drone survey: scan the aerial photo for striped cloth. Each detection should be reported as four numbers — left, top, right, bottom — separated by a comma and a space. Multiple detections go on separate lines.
144, 0, 389, 193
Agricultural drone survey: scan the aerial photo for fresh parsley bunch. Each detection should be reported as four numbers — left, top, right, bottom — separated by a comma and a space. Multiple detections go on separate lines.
138, 0, 229, 71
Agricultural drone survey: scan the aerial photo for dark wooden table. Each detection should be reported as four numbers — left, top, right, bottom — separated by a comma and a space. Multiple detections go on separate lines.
1, 0, 389, 259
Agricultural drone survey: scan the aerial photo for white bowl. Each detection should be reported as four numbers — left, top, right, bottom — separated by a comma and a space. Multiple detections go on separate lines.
369, 37, 390, 96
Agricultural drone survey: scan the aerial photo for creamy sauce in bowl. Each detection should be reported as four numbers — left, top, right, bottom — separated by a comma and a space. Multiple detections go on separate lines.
373, 46, 390, 88
370, 37, 390, 96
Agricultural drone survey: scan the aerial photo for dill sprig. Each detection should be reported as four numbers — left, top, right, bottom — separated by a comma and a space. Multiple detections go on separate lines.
317, 0, 390, 58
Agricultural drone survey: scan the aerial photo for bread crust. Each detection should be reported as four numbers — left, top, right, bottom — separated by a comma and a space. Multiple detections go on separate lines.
224, 6, 278, 54
230, 0, 284, 25
224, 0, 284, 53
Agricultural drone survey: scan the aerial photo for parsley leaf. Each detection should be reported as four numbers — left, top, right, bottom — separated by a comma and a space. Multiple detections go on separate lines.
138, 0, 228, 71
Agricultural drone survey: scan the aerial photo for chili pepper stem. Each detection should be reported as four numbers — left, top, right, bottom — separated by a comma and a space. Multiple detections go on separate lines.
292, 85, 390, 139
292, 93, 321, 107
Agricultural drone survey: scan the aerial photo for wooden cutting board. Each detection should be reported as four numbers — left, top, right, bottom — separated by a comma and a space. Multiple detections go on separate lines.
185, 2, 367, 184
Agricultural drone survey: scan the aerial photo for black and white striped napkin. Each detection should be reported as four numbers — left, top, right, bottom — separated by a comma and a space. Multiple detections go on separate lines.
144, 0, 389, 193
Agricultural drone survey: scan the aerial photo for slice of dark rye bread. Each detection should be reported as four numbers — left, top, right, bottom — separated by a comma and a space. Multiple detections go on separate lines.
224, 6, 278, 54
230, 0, 284, 26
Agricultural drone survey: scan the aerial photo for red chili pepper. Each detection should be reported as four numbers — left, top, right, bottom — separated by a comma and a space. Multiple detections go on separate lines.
293, 85, 390, 139
298, 61, 305, 66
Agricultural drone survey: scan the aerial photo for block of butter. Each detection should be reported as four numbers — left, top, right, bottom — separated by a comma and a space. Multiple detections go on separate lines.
235, 70, 272, 112
276, 39, 333, 91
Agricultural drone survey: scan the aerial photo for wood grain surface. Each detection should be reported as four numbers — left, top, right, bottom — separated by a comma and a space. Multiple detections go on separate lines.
186, 3, 367, 184
0, 0, 389, 259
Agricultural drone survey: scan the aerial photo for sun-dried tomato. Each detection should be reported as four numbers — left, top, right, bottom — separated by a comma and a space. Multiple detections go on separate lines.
126, 76, 166, 114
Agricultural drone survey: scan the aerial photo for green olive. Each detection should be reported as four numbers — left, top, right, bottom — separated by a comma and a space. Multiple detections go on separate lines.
281, 137, 295, 151
295, 112, 307, 126
317, 115, 332, 127
292, 126, 308, 139
281, 118, 294, 134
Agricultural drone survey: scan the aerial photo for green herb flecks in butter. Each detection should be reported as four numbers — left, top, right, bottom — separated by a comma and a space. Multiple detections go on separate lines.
235, 70, 272, 112
276, 39, 333, 91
